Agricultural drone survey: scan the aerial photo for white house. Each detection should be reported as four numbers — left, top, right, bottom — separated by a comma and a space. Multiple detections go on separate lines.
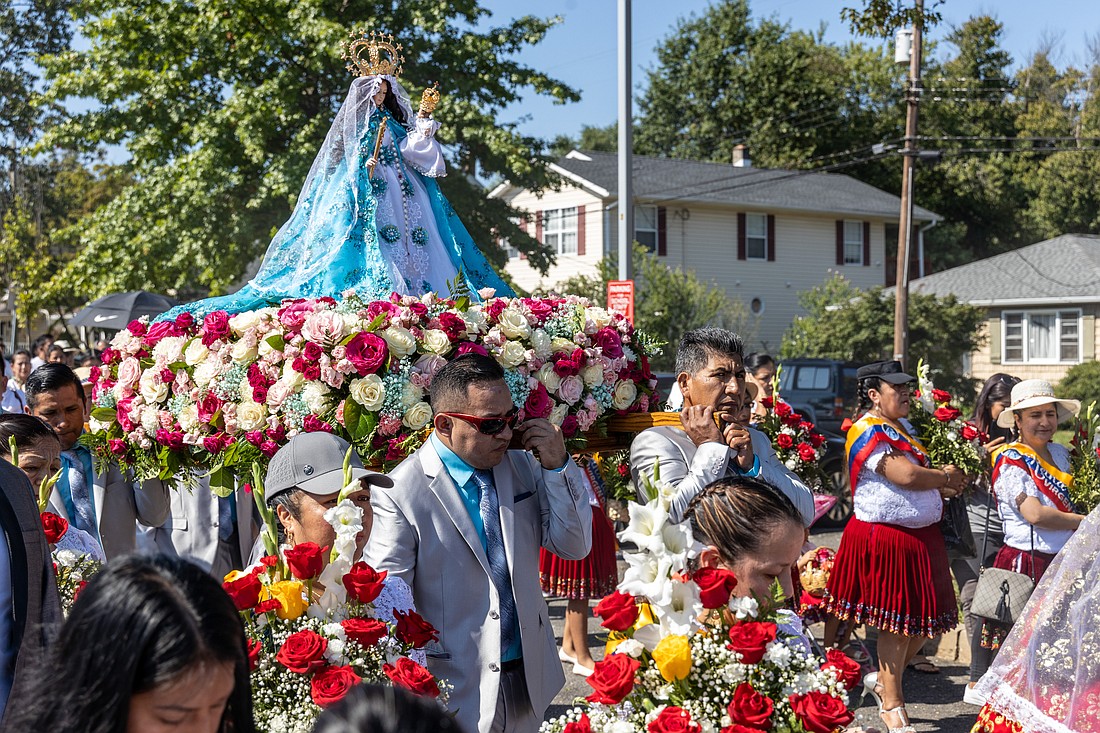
489, 149, 939, 352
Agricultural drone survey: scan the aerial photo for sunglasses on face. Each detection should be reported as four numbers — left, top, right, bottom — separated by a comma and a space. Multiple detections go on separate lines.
439, 407, 519, 436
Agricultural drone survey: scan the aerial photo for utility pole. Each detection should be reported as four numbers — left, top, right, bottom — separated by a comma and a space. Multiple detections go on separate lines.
893, 0, 923, 368
617, 0, 633, 281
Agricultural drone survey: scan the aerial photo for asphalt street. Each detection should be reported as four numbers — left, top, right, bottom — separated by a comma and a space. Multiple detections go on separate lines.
543, 527, 980, 732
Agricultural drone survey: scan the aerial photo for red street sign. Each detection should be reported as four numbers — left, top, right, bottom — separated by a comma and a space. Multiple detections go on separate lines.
607, 280, 635, 324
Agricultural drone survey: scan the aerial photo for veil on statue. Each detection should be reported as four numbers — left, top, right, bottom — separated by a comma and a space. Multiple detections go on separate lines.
160, 31, 512, 323
972, 503, 1100, 733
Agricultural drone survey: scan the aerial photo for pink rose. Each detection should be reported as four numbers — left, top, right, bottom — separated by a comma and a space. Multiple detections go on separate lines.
365, 300, 396, 325
558, 375, 583, 405
456, 341, 489, 357
174, 312, 195, 330
126, 319, 147, 337
266, 381, 294, 408
561, 415, 579, 437
593, 327, 624, 358
303, 415, 333, 433
196, 392, 222, 423
302, 311, 346, 344
145, 320, 179, 344
344, 332, 389, 375
525, 383, 553, 419
201, 311, 230, 346
107, 439, 128, 457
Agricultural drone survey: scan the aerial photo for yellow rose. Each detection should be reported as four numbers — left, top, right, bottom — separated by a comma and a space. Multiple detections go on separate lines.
651, 634, 693, 682
264, 580, 308, 620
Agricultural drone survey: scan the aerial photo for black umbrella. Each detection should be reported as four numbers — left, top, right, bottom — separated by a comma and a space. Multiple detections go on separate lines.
70, 291, 180, 329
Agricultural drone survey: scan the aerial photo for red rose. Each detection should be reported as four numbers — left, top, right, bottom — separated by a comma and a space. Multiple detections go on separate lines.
593, 327, 624, 359
223, 570, 263, 611
788, 691, 855, 733
284, 542, 326, 580
797, 442, 817, 462
647, 706, 699, 732
456, 341, 489, 357
201, 310, 230, 346
552, 355, 581, 378
592, 591, 640, 631
341, 617, 390, 648
341, 561, 388, 604
934, 406, 961, 422
585, 653, 641, 704
564, 714, 593, 733
310, 664, 362, 707
774, 401, 793, 418
932, 389, 952, 403
437, 312, 467, 340
561, 414, 579, 438
759, 397, 774, 409
693, 567, 738, 609
726, 621, 777, 665
776, 433, 794, 450
72, 580, 87, 602
524, 383, 553, 419
302, 341, 323, 361
383, 656, 441, 698
254, 598, 281, 614
809, 432, 826, 448
247, 638, 262, 671
174, 311, 195, 330
276, 629, 328, 674
721, 726, 763, 733
781, 412, 803, 428
344, 332, 389, 375
961, 423, 979, 441
821, 648, 862, 692
126, 319, 147, 336
727, 682, 774, 729
393, 609, 439, 648
40, 512, 69, 544
799, 420, 816, 433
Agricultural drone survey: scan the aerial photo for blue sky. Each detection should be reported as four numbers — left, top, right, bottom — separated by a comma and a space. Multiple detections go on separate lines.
479, 0, 1100, 142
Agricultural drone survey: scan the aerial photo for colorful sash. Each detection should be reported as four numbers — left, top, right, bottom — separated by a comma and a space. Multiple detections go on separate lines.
845, 415, 929, 494
991, 442, 1075, 513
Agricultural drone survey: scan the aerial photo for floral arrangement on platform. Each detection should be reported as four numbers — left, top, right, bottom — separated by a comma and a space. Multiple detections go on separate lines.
540, 474, 858, 733
1068, 400, 1100, 513
797, 547, 836, 625
754, 391, 829, 490
229, 459, 448, 733
80, 292, 657, 491
907, 360, 986, 477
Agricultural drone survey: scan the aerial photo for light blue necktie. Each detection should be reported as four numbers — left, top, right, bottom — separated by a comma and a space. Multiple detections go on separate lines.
60, 447, 96, 535
472, 469, 517, 654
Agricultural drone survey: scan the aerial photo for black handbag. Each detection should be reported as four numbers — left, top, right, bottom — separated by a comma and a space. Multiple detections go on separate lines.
971, 491, 1035, 625
940, 495, 977, 559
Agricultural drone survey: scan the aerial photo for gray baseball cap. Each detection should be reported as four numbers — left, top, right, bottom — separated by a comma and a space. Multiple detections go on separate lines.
264, 432, 393, 502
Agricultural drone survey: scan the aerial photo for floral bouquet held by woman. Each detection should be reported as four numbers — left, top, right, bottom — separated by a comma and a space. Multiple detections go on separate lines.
541, 473, 859, 733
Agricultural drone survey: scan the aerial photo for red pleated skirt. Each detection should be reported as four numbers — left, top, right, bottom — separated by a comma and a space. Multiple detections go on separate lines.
823, 517, 958, 637
539, 507, 618, 600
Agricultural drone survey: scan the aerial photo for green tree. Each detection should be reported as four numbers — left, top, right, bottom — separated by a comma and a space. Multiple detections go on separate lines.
1057, 360, 1100, 412
553, 245, 756, 372
38, 1, 578, 300
550, 122, 618, 157
781, 274, 984, 396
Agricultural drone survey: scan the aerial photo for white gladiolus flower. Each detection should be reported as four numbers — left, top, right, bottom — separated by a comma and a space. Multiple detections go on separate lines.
619, 552, 673, 606
324, 499, 364, 539
619, 499, 669, 553
652, 578, 703, 636
659, 520, 696, 565
728, 596, 759, 620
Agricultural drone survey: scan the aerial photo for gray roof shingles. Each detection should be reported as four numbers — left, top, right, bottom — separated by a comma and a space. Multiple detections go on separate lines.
909, 234, 1100, 303
552, 150, 938, 221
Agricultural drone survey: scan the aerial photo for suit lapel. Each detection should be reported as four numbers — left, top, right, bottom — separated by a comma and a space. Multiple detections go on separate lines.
422, 443, 491, 575
493, 456, 517, 576
91, 463, 106, 536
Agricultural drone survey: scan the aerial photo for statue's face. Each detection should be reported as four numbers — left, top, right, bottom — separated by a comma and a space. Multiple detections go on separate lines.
372, 80, 389, 106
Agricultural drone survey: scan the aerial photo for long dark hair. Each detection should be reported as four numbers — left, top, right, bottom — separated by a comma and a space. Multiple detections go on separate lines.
0, 414, 60, 452
311, 684, 461, 733
972, 373, 1019, 442
743, 352, 775, 377
2, 555, 254, 733
379, 81, 407, 125
685, 476, 803, 568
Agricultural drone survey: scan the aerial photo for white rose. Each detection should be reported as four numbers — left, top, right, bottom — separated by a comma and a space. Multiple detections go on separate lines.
497, 341, 527, 368
152, 336, 187, 364
139, 371, 168, 404
586, 307, 613, 329
177, 405, 199, 432
496, 307, 530, 339
536, 363, 562, 392
402, 401, 433, 430
548, 403, 569, 426
420, 329, 452, 356
583, 364, 604, 387
281, 361, 305, 389
400, 382, 425, 409
236, 400, 267, 431
229, 310, 263, 335
382, 326, 417, 357
529, 328, 552, 359
349, 374, 385, 411
184, 338, 210, 366
230, 339, 258, 363
550, 337, 575, 354
302, 382, 331, 413
611, 380, 638, 410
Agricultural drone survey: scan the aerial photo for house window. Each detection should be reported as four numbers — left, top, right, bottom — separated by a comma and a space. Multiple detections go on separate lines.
501, 218, 520, 259
745, 213, 768, 260
635, 205, 658, 253
542, 207, 577, 254
1002, 310, 1082, 363
843, 221, 864, 265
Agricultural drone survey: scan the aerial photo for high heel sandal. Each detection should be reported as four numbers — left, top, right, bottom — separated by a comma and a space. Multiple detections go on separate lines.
861, 671, 881, 707
862, 672, 915, 733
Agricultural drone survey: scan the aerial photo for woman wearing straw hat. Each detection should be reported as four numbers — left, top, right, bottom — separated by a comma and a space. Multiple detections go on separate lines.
976, 380, 1086, 674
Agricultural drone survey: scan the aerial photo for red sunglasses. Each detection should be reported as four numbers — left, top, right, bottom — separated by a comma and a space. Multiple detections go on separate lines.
439, 407, 519, 435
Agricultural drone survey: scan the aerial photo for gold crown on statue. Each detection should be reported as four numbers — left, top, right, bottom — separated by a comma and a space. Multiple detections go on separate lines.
419, 82, 442, 116
341, 30, 403, 78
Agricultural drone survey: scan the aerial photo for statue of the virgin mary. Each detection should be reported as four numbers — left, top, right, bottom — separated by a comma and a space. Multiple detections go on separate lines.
163, 31, 512, 320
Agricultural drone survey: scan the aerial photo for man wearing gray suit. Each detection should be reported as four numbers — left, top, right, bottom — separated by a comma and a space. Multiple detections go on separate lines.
26, 364, 171, 560
630, 328, 815, 526
365, 354, 592, 733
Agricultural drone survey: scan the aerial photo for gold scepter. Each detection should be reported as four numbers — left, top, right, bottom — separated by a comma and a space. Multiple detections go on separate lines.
367, 119, 386, 180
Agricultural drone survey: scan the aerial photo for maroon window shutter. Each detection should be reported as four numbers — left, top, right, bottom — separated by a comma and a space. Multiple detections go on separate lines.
737, 213, 747, 260
518, 213, 529, 260
576, 205, 586, 256
835, 220, 844, 265
657, 207, 667, 256
862, 221, 871, 266
535, 210, 543, 242
766, 214, 776, 261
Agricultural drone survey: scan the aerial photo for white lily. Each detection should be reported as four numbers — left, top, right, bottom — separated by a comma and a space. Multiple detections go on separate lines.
652, 577, 703, 636
619, 552, 674, 605
618, 498, 669, 553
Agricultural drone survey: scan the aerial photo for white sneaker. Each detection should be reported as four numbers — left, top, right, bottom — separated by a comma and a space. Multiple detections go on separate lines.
963, 684, 987, 706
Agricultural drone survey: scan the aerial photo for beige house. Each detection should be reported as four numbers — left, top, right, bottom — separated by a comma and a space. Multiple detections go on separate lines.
489, 149, 938, 351
909, 234, 1100, 385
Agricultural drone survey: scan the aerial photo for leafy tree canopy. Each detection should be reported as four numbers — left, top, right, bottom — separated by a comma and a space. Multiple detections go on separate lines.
37, 0, 578, 300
